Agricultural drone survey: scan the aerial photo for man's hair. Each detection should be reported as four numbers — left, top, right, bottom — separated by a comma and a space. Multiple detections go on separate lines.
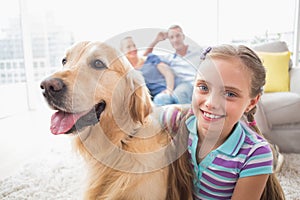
168, 25, 183, 33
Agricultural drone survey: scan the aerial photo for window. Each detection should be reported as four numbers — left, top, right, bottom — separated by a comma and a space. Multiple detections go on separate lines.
33, 62, 38, 68
13, 62, 17, 69
40, 61, 45, 68
217, 0, 296, 49
6, 63, 11, 70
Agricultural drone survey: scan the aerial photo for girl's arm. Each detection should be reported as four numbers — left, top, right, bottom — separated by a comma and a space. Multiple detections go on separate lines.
159, 104, 192, 136
231, 174, 269, 200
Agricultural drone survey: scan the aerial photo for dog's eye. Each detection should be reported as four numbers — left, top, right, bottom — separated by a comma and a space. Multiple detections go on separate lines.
62, 58, 67, 65
92, 59, 106, 69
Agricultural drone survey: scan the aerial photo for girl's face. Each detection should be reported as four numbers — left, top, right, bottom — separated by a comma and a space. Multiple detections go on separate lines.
121, 38, 138, 57
192, 57, 259, 140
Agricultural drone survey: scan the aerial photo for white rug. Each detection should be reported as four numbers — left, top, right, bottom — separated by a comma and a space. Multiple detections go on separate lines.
0, 146, 85, 200
277, 154, 300, 200
1, 146, 300, 200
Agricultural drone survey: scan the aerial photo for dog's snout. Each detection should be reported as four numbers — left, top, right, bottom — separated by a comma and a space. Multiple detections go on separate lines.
40, 78, 65, 96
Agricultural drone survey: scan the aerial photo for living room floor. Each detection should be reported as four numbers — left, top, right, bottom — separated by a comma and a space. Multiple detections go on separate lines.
0, 107, 70, 180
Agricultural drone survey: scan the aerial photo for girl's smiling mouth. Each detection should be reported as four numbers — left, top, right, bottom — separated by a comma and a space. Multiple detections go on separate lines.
201, 109, 226, 121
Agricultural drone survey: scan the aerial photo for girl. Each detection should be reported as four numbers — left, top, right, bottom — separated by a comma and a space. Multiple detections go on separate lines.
161, 44, 285, 199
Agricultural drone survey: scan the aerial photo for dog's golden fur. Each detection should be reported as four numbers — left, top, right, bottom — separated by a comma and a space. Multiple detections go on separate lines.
41, 41, 193, 200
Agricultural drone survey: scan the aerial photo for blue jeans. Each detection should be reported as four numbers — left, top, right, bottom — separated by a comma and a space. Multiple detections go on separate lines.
153, 82, 193, 106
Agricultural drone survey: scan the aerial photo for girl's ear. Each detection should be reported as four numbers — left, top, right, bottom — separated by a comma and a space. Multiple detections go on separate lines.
246, 94, 261, 113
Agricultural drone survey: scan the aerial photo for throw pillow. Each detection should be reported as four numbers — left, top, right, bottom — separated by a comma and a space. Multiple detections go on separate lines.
256, 51, 290, 93
252, 41, 292, 69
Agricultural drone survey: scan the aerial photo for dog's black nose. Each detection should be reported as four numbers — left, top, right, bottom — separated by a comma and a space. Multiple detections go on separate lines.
40, 78, 65, 97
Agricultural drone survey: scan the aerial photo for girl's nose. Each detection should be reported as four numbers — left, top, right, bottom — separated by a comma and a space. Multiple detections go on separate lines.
205, 97, 215, 110
205, 92, 223, 110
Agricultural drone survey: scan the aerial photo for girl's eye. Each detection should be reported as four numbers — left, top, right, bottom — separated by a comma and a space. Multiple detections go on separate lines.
224, 91, 237, 98
198, 84, 209, 92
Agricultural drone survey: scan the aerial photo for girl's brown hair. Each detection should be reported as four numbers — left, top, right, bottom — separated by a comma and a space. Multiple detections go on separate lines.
204, 44, 285, 200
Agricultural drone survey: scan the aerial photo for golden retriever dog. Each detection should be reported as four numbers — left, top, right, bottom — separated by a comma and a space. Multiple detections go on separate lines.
40, 41, 193, 200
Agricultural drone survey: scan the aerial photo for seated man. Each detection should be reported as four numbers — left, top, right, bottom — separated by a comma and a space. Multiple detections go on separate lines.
144, 25, 203, 106
120, 36, 175, 101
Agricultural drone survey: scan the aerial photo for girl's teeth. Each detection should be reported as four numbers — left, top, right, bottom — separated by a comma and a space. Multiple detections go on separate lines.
204, 112, 222, 119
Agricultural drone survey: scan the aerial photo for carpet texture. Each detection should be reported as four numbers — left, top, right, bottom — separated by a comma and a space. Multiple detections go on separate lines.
0, 147, 299, 200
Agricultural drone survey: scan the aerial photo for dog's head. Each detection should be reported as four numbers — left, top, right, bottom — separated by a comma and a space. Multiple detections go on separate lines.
40, 41, 152, 136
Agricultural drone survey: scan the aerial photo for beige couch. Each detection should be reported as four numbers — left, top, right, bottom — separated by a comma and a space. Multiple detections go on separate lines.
252, 41, 300, 153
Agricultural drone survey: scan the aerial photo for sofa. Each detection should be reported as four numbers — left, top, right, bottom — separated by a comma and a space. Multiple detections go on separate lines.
251, 41, 300, 153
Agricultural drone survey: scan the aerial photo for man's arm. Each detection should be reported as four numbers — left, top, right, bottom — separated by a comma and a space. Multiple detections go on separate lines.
143, 32, 168, 56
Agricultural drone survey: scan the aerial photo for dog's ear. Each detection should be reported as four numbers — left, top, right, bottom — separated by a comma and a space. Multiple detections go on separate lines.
127, 70, 152, 124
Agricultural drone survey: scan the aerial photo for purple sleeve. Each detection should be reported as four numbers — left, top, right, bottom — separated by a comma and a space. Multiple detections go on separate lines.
159, 104, 192, 136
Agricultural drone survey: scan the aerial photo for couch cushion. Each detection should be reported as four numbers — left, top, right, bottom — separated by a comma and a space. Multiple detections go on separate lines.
252, 41, 292, 69
256, 51, 290, 92
261, 92, 300, 125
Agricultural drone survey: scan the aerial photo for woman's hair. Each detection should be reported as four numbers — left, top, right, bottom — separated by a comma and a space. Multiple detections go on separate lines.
119, 36, 133, 52
202, 44, 285, 200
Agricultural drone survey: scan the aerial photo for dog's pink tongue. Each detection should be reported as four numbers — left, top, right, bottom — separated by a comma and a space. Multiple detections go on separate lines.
50, 111, 84, 135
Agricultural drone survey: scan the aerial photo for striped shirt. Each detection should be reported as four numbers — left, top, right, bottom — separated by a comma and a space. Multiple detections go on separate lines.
160, 105, 273, 200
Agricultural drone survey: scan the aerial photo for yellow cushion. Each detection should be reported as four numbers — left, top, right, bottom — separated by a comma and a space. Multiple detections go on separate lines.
256, 51, 290, 93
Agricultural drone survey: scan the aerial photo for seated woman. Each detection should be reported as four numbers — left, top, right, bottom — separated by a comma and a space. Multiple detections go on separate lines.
120, 36, 174, 103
